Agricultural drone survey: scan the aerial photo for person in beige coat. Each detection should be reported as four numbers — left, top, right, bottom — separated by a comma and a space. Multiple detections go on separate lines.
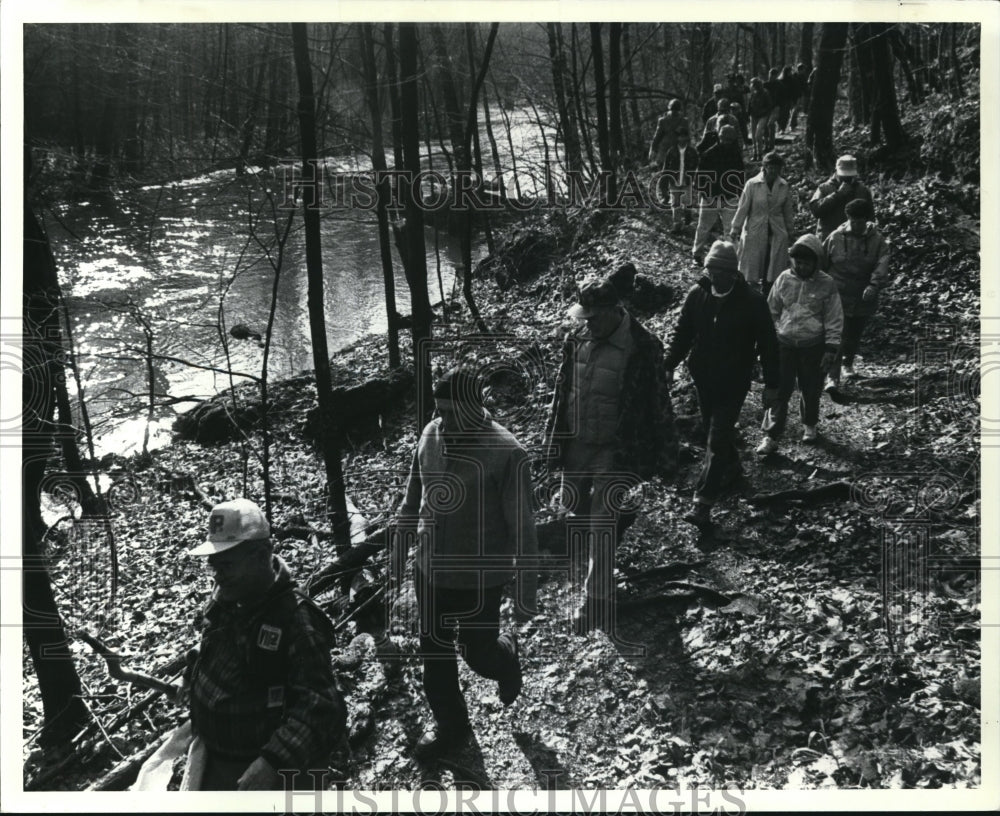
729, 151, 797, 294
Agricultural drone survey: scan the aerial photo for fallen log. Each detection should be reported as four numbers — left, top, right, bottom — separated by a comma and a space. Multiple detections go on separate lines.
619, 561, 706, 583
748, 481, 851, 506
77, 630, 180, 699
85, 736, 165, 791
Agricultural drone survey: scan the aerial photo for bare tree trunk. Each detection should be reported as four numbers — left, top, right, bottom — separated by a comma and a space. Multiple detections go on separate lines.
547, 23, 583, 174
799, 22, 814, 68
622, 24, 644, 158
23, 198, 90, 748
571, 24, 599, 177
361, 24, 401, 369
589, 23, 616, 204
398, 23, 434, 428
291, 23, 350, 551
608, 23, 624, 163
864, 22, 909, 150
805, 23, 848, 172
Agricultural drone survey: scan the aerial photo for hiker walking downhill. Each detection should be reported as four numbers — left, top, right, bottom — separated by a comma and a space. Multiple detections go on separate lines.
665, 240, 780, 529
756, 234, 844, 455
184, 499, 345, 790
393, 367, 539, 760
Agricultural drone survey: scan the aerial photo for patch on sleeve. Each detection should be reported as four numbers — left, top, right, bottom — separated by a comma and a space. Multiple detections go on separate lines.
257, 623, 283, 652
267, 685, 285, 708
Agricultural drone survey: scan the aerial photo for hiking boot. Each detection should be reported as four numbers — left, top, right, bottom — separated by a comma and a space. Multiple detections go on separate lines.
801, 425, 818, 443
497, 633, 522, 706
756, 436, 778, 456
682, 502, 712, 528
414, 722, 473, 761
823, 376, 841, 398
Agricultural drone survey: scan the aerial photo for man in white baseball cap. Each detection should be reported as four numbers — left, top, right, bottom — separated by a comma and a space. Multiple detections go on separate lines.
183, 498, 344, 789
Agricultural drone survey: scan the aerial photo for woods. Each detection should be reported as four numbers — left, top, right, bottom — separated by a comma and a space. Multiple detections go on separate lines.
15, 13, 988, 800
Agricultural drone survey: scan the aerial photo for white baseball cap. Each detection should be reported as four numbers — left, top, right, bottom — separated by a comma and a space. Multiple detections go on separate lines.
189, 498, 270, 556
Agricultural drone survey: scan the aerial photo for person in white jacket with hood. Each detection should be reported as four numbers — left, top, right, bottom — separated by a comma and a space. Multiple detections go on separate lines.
757, 233, 843, 454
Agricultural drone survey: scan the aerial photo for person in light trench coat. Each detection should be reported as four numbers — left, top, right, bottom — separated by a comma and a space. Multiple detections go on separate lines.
729, 151, 797, 293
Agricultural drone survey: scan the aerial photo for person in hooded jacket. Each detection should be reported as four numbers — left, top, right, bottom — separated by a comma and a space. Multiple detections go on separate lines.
756, 234, 844, 454
665, 240, 780, 528
822, 197, 891, 390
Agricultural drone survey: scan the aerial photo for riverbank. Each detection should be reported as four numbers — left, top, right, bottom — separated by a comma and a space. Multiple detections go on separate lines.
23, 105, 983, 792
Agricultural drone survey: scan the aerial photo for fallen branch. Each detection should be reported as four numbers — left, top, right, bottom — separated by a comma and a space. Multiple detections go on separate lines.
85, 736, 165, 791
619, 561, 705, 583
748, 481, 851, 506
77, 630, 181, 699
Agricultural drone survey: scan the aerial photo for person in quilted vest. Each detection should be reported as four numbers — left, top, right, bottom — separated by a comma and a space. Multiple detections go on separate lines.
545, 277, 679, 632
185, 499, 345, 790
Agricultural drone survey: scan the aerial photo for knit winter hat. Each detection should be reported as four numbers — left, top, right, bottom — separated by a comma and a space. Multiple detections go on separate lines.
845, 197, 873, 219
704, 240, 739, 273
433, 366, 483, 409
568, 277, 620, 318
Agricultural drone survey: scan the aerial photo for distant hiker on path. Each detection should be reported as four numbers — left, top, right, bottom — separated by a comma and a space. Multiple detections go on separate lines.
665, 240, 780, 529
730, 151, 797, 296
546, 277, 679, 631
822, 197, 892, 392
756, 234, 844, 454
648, 98, 690, 169
692, 124, 745, 266
660, 125, 700, 233
185, 499, 345, 790
393, 367, 538, 760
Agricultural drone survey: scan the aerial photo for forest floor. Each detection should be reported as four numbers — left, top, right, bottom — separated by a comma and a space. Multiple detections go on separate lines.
22, 114, 984, 795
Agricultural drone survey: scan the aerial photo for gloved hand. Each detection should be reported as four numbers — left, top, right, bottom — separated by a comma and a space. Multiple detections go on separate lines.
762, 386, 780, 408
862, 284, 878, 302
820, 351, 838, 374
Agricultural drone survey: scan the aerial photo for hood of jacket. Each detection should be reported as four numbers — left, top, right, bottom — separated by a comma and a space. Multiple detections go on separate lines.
789, 233, 826, 270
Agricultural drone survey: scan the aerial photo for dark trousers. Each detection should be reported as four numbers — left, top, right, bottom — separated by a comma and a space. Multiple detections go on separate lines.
415, 574, 517, 733
765, 343, 825, 437
840, 314, 870, 366
694, 382, 748, 504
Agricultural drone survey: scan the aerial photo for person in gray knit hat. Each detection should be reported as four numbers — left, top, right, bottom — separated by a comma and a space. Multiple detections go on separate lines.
664, 240, 780, 528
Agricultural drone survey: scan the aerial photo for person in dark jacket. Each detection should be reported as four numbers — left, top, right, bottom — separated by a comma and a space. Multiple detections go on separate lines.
808, 154, 874, 240
648, 98, 690, 169
546, 277, 679, 629
665, 241, 780, 528
698, 98, 741, 153
692, 125, 746, 265
702, 84, 725, 124
790, 62, 811, 129
660, 127, 700, 232
747, 77, 773, 161
186, 499, 345, 790
763, 68, 784, 148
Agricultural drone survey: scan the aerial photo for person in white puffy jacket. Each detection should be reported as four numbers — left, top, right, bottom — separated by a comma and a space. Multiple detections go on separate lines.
756, 233, 843, 454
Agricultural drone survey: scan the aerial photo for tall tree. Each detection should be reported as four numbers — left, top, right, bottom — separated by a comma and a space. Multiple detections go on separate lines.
589, 23, 616, 204
799, 22, 814, 68
398, 23, 434, 428
862, 22, 908, 150
805, 22, 849, 171
360, 24, 401, 369
608, 23, 624, 163
290, 23, 350, 551
23, 192, 90, 747
546, 23, 583, 174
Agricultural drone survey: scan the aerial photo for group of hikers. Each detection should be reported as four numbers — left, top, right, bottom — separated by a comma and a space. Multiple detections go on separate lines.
173, 68, 892, 791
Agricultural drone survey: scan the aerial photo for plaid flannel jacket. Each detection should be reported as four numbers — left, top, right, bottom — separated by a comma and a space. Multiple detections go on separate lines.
189, 557, 344, 771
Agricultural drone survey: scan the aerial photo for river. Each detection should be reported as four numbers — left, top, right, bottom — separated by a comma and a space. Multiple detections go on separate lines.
45, 109, 557, 456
